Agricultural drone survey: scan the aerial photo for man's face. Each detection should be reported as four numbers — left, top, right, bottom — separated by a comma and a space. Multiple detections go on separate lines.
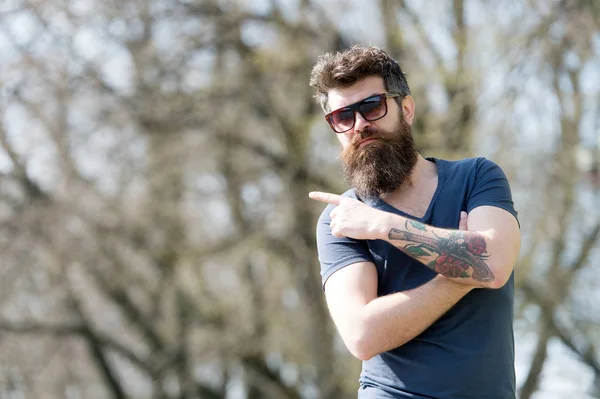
326, 76, 418, 199
327, 76, 404, 149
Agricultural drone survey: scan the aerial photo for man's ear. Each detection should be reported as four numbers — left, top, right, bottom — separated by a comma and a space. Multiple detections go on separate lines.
401, 95, 415, 125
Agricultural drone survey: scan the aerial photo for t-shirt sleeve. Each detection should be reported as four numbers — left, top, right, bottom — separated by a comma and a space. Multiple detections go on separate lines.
316, 203, 374, 290
467, 158, 519, 224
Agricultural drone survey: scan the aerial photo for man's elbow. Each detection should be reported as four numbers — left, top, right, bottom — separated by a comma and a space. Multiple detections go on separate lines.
485, 230, 520, 289
343, 325, 381, 361
346, 338, 377, 361
344, 327, 403, 361
486, 263, 513, 289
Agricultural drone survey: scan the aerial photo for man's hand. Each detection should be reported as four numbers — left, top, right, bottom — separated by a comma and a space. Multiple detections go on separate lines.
309, 191, 390, 240
310, 191, 471, 241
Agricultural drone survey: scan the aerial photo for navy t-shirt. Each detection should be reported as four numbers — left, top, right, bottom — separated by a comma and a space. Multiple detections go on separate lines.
316, 157, 519, 399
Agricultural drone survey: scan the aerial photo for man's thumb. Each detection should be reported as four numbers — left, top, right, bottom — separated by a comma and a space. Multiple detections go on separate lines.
459, 211, 468, 231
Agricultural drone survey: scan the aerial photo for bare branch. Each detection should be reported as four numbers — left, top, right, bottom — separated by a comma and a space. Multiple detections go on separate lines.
0, 319, 151, 375
522, 283, 600, 376
0, 123, 48, 200
519, 320, 552, 399
68, 294, 128, 399
567, 222, 600, 274
242, 354, 303, 399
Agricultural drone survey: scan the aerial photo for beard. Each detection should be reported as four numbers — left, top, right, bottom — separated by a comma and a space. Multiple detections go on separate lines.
341, 116, 418, 200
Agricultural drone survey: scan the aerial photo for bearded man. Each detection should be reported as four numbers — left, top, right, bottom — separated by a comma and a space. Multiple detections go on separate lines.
308, 45, 521, 399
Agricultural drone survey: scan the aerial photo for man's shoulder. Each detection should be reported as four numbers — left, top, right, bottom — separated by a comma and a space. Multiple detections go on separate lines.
433, 156, 492, 170
340, 188, 359, 198
432, 156, 501, 180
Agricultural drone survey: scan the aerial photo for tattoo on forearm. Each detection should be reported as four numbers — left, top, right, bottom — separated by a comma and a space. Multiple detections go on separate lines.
388, 220, 494, 282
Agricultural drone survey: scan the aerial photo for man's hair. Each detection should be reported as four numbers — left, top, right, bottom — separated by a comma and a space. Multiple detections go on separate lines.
309, 45, 411, 113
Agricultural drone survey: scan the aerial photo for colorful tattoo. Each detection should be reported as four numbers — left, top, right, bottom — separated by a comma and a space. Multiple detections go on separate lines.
388, 220, 494, 282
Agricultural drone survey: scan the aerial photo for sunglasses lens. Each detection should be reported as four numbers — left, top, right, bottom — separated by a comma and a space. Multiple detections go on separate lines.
331, 109, 354, 132
360, 95, 386, 121
327, 94, 392, 133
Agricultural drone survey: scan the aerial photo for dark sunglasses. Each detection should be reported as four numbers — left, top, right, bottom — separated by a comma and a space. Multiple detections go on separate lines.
325, 93, 401, 133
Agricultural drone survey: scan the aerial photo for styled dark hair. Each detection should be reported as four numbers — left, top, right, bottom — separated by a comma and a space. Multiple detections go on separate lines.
309, 45, 411, 113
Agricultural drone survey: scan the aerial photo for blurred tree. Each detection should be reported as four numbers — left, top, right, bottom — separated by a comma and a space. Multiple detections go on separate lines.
0, 0, 599, 398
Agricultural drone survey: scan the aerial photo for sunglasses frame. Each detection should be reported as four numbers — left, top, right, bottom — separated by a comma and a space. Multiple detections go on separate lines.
325, 92, 402, 133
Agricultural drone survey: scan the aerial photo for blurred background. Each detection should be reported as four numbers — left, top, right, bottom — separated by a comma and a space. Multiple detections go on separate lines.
0, 0, 599, 398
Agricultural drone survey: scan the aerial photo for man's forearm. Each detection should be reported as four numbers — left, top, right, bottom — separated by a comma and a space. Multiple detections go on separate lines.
308, 191, 519, 288
377, 215, 506, 288
355, 275, 473, 360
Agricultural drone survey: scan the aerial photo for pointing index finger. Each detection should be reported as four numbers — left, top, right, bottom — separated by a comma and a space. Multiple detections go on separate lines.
308, 191, 342, 205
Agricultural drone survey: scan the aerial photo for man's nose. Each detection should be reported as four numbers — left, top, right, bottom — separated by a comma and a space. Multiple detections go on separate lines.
353, 111, 371, 132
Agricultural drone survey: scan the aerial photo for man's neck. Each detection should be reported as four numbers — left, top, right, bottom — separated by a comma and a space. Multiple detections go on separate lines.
388, 154, 435, 195
381, 154, 438, 216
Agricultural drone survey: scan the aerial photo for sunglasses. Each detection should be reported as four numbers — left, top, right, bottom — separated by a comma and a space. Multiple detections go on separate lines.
325, 93, 401, 133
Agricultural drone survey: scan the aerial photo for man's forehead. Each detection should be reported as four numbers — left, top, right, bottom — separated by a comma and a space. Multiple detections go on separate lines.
327, 76, 386, 110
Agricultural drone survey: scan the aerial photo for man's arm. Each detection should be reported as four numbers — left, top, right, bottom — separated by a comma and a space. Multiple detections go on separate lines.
325, 261, 473, 361
323, 211, 473, 361
384, 205, 520, 288
309, 192, 521, 289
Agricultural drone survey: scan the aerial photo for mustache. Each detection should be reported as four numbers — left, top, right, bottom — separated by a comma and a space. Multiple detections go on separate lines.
351, 128, 385, 147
